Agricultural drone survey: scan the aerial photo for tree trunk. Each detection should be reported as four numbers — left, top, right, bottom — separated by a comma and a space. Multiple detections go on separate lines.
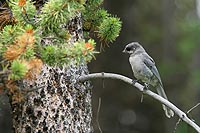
11, 12, 93, 133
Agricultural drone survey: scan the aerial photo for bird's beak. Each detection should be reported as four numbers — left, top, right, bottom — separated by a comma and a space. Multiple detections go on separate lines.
122, 49, 126, 53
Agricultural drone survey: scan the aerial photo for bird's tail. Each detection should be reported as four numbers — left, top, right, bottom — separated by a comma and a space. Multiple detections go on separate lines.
156, 84, 174, 118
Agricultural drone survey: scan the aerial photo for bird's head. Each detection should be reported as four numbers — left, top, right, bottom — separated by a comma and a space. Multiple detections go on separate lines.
123, 42, 144, 54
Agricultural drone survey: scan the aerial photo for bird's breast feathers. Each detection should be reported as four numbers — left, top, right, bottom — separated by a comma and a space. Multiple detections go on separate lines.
129, 55, 153, 83
129, 55, 143, 72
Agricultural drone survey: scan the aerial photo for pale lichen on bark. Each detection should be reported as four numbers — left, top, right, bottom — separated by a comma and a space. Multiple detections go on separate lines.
11, 13, 93, 133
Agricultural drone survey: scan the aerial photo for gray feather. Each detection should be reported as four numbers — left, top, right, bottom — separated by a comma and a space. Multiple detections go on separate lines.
143, 54, 163, 87
143, 54, 174, 118
157, 84, 174, 118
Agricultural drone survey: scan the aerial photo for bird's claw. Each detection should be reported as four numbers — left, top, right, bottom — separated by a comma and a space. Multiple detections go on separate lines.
144, 83, 149, 90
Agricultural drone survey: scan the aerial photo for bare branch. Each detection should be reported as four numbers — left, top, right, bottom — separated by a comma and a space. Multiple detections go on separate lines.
96, 97, 102, 133
174, 102, 200, 133
187, 103, 200, 114
78, 72, 200, 133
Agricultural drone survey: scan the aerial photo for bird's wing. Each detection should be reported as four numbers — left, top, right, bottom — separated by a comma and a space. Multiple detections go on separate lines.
142, 54, 174, 118
143, 54, 163, 87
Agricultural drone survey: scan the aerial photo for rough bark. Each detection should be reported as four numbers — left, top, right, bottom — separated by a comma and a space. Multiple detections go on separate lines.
10, 12, 92, 133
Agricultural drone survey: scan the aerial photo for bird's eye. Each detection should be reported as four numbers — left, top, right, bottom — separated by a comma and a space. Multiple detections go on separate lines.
126, 47, 131, 51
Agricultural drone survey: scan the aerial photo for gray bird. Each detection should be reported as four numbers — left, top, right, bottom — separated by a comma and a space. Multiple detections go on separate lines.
123, 42, 174, 118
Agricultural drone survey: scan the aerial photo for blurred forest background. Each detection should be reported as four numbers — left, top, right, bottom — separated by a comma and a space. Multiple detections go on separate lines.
1, 0, 200, 133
